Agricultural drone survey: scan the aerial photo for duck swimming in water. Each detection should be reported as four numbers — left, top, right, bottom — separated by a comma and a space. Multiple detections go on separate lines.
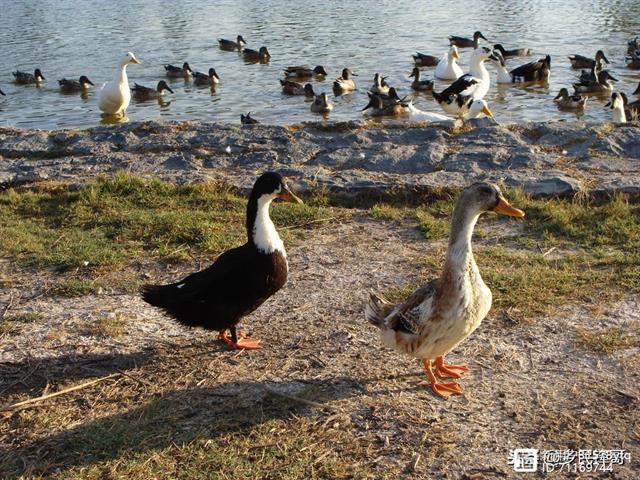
164, 62, 193, 79
193, 68, 220, 86
370, 73, 390, 95
218, 35, 247, 51
13, 69, 45, 85
554, 88, 587, 109
493, 44, 532, 58
97, 52, 140, 116
413, 52, 440, 67
491, 52, 550, 83
284, 65, 327, 78
435, 45, 463, 80
573, 70, 617, 94
569, 50, 609, 69
333, 68, 357, 94
243, 47, 271, 61
366, 183, 524, 398
280, 79, 315, 96
58, 76, 94, 93
142, 172, 302, 350
449, 31, 487, 49
132, 81, 174, 100
409, 67, 434, 91
310, 92, 334, 113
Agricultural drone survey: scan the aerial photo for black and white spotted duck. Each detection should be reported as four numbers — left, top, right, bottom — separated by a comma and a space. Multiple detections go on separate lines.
142, 172, 302, 350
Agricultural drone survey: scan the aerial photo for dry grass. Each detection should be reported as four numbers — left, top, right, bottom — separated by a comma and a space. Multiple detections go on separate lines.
577, 327, 640, 354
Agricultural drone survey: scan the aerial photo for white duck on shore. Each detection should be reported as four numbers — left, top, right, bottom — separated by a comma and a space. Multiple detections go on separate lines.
98, 52, 140, 116
435, 46, 463, 80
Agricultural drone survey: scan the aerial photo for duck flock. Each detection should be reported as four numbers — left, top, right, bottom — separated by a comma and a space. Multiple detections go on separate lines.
3, 32, 640, 125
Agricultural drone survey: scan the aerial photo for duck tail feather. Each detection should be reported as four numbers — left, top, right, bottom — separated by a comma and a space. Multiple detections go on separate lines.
365, 291, 392, 328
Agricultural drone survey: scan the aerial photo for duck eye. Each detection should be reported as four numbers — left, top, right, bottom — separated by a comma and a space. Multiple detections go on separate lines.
479, 186, 493, 196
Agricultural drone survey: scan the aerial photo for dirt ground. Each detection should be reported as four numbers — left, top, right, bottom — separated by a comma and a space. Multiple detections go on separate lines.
1, 214, 638, 479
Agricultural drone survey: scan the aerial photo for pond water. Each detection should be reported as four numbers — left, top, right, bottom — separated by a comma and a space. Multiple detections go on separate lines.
1, 0, 639, 129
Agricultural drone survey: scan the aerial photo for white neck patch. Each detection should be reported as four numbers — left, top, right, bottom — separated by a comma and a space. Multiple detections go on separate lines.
253, 194, 286, 255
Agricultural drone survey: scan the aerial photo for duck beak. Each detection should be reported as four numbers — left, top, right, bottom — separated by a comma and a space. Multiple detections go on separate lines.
131, 56, 141, 64
453, 51, 461, 60
494, 196, 525, 217
278, 186, 303, 204
481, 105, 494, 117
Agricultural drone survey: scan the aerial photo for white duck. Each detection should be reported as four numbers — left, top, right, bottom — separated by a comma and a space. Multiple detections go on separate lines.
366, 183, 524, 397
435, 46, 463, 80
98, 52, 141, 116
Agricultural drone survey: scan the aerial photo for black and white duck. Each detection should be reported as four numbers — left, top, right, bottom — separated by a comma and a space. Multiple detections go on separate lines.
449, 31, 487, 49
58, 76, 94, 93
132, 80, 174, 100
193, 68, 220, 87
280, 79, 315, 96
605, 92, 627, 123
13, 69, 45, 85
241, 112, 260, 124
142, 172, 302, 350
370, 73, 390, 95
164, 62, 193, 79
333, 68, 357, 94
365, 183, 524, 398
492, 52, 551, 84
218, 35, 247, 51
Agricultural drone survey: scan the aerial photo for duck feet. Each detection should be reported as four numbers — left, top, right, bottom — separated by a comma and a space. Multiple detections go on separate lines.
217, 330, 261, 350
423, 359, 463, 398
434, 356, 470, 379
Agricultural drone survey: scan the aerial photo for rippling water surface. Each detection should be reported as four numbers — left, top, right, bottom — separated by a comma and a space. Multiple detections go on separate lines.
1, 0, 639, 129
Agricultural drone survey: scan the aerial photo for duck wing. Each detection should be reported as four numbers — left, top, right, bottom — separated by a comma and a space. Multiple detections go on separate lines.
440, 74, 480, 97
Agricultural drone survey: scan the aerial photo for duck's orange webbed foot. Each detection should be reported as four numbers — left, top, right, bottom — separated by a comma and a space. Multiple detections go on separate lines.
434, 356, 470, 379
218, 330, 262, 350
423, 359, 464, 398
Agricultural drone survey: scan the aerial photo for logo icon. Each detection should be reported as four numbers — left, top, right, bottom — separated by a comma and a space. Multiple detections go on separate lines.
509, 448, 539, 473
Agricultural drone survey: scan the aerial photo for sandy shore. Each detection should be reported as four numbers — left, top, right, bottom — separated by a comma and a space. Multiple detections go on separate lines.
1, 119, 639, 197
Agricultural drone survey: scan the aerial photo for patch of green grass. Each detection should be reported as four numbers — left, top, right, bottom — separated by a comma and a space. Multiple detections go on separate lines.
369, 204, 407, 222
0, 174, 331, 268
49, 279, 101, 297
577, 327, 640, 354
0, 312, 42, 334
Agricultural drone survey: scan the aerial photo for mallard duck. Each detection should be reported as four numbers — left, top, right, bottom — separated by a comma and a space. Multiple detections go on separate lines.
13, 69, 45, 85
193, 68, 220, 86
508, 55, 551, 83
409, 67, 434, 91
284, 65, 327, 78
433, 48, 497, 114
58, 76, 94, 93
628, 37, 640, 55
365, 182, 524, 398
449, 31, 487, 49
333, 68, 357, 94
97, 52, 140, 116
164, 62, 193, 79
435, 45, 463, 80
370, 73, 390, 95
573, 70, 617, 94
569, 50, 609, 69
554, 88, 587, 109
142, 172, 302, 350
243, 46, 271, 61
218, 35, 246, 51
280, 79, 315, 96
413, 52, 439, 67
310, 92, 334, 113
605, 92, 627, 123
132, 80, 174, 100
241, 112, 260, 124
493, 44, 532, 58
362, 94, 409, 117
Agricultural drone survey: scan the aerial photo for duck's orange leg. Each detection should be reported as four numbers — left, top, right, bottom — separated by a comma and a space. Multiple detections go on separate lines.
423, 359, 463, 398
434, 356, 470, 379
218, 328, 261, 350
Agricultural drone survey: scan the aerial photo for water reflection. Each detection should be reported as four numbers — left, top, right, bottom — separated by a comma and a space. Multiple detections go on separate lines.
0, 0, 639, 129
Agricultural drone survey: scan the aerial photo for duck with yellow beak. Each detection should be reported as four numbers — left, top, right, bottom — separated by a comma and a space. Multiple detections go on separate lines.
366, 183, 524, 398
98, 52, 140, 116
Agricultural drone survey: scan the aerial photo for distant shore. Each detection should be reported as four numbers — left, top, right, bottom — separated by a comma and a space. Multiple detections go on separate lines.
1, 119, 639, 197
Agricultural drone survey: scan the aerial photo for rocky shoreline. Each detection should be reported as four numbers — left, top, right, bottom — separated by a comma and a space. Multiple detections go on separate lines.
1, 119, 639, 197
